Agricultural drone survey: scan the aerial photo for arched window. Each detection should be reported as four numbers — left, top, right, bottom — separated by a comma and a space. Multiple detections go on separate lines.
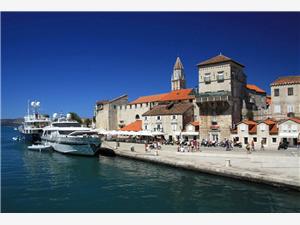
135, 114, 140, 120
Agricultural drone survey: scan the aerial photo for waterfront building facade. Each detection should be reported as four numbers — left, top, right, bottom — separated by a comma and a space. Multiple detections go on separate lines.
95, 54, 299, 147
231, 117, 300, 149
196, 54, 247, 141
231, 118, 279, 149
278, 117, 300, 147
94, 95, 128, 130
94, 57, 199, 133
270, 76, 300, 120
142, 102, 194, 141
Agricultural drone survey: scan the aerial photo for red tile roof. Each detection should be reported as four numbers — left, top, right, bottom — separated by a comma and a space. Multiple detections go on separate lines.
289, 117, 300, 124
246, 84, 266, 94
279, 117, 300, 124
120, 120, 142, 131
271, 76, 300, 86
190, 121, 200, 127
269, 124, 278, 135
197, 54, 244, 67
160, 89, 194, 102
142, 103, 193, 116
249, 124, 257, 134
261, 118, 277, 125
259, 118, 278, 135
129, 93, 168, 104
238, 119, 257, 134
129, 89, 194, 104
239, 119, 257, 126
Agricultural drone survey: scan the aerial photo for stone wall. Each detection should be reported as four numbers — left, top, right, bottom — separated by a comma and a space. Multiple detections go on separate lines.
270, 83, 300, 119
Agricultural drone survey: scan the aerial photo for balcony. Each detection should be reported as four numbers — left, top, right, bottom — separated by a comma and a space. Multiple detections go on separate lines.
196, 91, 231, 103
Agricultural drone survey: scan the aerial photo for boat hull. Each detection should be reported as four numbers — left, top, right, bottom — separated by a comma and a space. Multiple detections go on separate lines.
50, 142, 100, 156
21, 133, 41, 143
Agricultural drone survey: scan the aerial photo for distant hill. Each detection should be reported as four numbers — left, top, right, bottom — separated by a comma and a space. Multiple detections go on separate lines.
1, 118, 23, 127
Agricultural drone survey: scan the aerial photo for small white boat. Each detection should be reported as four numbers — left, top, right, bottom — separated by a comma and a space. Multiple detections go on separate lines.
27, 144, 53, 152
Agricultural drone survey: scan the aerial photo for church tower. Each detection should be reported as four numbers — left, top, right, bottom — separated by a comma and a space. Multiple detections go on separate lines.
171, 57, 186, 91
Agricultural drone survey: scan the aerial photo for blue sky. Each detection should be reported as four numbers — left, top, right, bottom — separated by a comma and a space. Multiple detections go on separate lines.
2, 12, 300, 118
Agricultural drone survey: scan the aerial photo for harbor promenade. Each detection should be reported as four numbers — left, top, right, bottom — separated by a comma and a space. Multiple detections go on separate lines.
102, 141, 300, 191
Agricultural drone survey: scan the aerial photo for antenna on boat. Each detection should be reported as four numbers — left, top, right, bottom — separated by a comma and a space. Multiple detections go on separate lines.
27, 99, 30, 118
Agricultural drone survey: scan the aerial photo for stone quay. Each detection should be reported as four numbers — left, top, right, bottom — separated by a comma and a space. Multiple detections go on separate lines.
102, 141, 300, 191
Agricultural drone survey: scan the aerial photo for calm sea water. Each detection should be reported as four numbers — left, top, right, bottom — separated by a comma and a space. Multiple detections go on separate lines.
1, 126, 300, 213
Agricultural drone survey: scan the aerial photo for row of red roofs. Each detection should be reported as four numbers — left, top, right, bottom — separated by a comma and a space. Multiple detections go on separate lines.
120, 117, 300, 133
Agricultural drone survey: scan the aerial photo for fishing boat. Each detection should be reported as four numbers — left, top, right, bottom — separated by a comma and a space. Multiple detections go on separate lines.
41, 114, 101, 156
18, 100, 51, 143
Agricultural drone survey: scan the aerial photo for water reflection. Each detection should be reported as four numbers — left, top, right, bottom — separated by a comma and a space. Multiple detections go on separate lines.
2, 126, 300, 212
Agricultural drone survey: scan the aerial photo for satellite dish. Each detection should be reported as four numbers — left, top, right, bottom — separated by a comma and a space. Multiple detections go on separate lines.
31, 101, 36, 107
53, 113, 58, 119
36, 102, 40, 107
66, 113, 72, 120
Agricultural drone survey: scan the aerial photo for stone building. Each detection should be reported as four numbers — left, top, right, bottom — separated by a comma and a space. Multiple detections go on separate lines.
244, 84, 269, 121
278, 117, 300, 147
270, 76, 300, 120
196, 54, 247, 141
231, 118, 279, 149
94, 95, 128, 130
95, 53, 278, 142
231, 117, 300, 149
94, 57, 199, 131
142, 102, 194, 141
245, 84, 267, 110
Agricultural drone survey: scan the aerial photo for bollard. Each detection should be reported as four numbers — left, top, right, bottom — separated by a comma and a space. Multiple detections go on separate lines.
130, 146, 135, 152
154, 150, 159, 156
225, 159, 231, 167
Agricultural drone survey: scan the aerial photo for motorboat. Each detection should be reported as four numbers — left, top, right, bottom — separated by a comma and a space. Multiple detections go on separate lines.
41, 114, 101, 156
27, 144, 53, 152
18, 100, 51, 143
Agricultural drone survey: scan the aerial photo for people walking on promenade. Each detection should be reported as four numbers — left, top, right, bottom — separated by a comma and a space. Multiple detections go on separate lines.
246, 143, 251, 154
260, 139, 265, 151
225, 139, 229, 151
251, 140, 255, 152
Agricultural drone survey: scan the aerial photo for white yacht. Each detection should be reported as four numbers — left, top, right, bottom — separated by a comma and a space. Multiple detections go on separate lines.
19, 100, 51, 143
41, 114, 101, 156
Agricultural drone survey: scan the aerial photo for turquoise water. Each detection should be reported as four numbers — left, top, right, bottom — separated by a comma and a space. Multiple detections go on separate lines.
2, 126, 300, 212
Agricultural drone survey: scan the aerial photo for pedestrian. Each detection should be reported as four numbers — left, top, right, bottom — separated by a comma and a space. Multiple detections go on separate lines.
260, 139, 265, 151
225, 139, 229, 151
251, 140, 255, 152
246, 143, 251, 154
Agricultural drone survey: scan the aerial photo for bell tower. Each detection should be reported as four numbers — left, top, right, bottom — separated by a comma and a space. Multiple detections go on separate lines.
171, 57, 186, 91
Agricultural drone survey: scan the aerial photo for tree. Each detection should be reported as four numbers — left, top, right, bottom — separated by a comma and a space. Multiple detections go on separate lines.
83, 118, 92, 127
287, 112, 295, 118
69, 112, 82, 124
246, 110, 254, 120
